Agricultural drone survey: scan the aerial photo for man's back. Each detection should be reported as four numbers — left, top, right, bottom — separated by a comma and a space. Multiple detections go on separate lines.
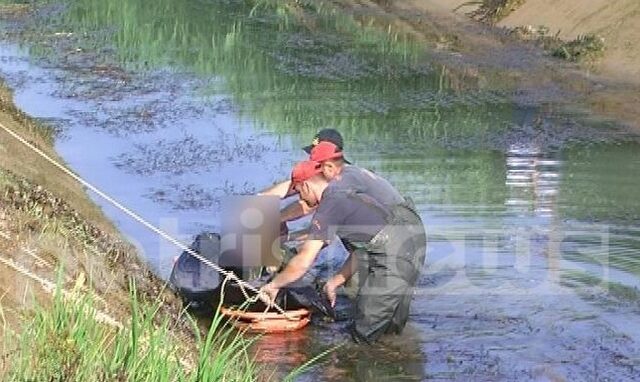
326, 165, 405, 207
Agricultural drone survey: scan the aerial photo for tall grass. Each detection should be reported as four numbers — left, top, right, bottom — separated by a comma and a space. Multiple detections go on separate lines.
3, 280, 262, 381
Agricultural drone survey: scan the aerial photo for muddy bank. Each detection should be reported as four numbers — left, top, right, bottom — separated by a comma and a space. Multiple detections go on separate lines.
0, 80, 191, 370
324, 0, 640, 130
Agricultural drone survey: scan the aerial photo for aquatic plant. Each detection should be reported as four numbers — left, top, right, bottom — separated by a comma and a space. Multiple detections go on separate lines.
27, 0, 513, 145
509, 26, 605, 63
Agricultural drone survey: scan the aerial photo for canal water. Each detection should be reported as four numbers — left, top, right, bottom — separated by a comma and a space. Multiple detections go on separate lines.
1, 1, 639, 380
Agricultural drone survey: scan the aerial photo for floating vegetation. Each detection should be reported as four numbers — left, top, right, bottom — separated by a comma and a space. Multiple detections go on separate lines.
114, 135, 267, 175
145, 181, 257, 211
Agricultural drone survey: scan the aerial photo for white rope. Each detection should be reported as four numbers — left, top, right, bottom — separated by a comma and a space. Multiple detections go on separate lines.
0, 252, 123, 329
0, 247, 196, 371
0, 121, 289, 317
22, 247, 55, 269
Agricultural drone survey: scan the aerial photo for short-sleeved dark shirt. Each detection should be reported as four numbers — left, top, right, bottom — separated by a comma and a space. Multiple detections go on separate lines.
308, 188, 388, 247
309, 165, 406, 248
326, 165, 405, 207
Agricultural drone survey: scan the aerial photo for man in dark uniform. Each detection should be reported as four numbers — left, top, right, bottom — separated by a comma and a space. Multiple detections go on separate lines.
258, 128, 345, 238
258, 128, 344, 200
260, 158, 427, 343
309, 141, 405, 206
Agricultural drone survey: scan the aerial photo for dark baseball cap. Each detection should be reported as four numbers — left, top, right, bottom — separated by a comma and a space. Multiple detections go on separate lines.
302, 128, 344, 154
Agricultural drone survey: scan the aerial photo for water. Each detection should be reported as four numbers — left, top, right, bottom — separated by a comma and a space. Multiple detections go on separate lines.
1, 0, 640, 380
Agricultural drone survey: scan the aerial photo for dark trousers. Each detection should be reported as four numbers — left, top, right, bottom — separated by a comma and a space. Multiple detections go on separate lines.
350, 205, 427, 343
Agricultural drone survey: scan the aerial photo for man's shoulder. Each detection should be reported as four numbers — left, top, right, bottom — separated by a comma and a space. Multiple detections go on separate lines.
322, 185, 351, 201
331, 165, 364, 188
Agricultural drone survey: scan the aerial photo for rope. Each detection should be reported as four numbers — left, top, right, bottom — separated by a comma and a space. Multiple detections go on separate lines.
0, 121, 291, 318
1, 227, 200, 371
0, 252, 123, 329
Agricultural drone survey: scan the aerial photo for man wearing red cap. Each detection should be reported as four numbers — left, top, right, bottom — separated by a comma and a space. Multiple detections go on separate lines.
254, 129, 346, 249
258, 128, 344, 199
309, 141, 405, 206
260, 157, 426, 344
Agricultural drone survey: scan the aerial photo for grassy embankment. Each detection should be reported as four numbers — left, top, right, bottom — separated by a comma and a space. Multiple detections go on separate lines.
0, 77, 297, 379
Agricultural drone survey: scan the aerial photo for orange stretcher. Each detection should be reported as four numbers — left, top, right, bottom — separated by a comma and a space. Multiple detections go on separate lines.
220, 307, 311, 333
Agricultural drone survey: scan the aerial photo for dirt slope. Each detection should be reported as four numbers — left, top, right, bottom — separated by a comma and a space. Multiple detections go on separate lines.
326, 0, 640, 129
499, 0, 640, 85
0, 81, 188, 370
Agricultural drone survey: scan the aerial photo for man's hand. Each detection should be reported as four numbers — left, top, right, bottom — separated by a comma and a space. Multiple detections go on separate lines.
323, 277, 341, 308
299, 199, 315, 215
322, 252, 356, 308
259, 282, 279, 307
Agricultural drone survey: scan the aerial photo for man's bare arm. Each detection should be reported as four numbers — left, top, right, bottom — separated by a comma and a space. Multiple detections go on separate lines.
330, 251, 358, 287
280, 199, 316, 222
258, 179, 293, 199
269, 240, 324, 288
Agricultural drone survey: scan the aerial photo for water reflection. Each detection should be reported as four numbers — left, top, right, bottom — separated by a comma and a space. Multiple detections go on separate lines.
251, 322, 427, 381
505, 145, 561, 219
48, 0, 517, 143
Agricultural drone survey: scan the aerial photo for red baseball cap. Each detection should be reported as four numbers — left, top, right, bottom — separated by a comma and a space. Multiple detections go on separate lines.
290, 160, 322, 187
309, 141, 351, 163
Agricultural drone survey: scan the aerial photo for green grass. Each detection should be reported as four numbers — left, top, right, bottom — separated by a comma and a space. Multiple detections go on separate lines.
2, 274, 328, 381
551, 34, 605, 63
2, 279, 262, 381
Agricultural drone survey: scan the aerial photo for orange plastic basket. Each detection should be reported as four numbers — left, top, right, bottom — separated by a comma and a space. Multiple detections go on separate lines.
220, 307, 311, 333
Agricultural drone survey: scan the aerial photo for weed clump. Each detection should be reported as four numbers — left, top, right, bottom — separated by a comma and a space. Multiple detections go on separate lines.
510, 26, 605, 62
551, 34, 605, 62
460, 0, 527, 24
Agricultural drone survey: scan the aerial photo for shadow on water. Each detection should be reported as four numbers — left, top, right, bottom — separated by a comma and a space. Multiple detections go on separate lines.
2, 0, 640, 380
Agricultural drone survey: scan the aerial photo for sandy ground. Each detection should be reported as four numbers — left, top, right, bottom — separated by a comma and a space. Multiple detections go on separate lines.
403, 0, 640, 86
499, 0, 640, 85
328, 0, 640, 130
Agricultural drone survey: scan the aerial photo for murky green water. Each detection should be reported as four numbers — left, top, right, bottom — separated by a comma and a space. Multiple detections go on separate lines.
1, 0, 640, 380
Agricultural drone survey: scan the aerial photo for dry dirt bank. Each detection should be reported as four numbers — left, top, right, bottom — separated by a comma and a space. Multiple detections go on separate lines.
499, 0, 640, 85
325, 0, 640, 130
0, 81, 190, 371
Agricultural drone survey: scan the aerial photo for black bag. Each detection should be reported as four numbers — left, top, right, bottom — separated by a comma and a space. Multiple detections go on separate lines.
170, 232, 334, 317
169, 232, 230, 305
